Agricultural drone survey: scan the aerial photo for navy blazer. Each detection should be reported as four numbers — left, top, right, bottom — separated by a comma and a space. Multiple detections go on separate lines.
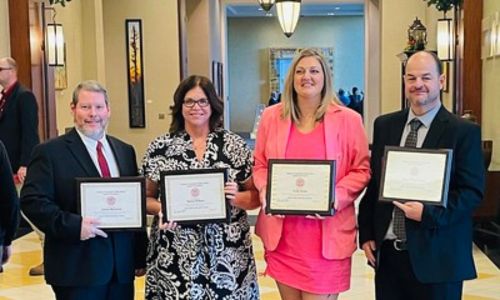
20, 129, 147, 287
358, 106, 485, 283
0, 141, 19, 247
0, 82, 39, 172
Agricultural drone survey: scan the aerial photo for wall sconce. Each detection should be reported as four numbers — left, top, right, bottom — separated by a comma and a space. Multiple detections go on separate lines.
437, 15, 454, 61
46, 23, 65, 66
276, 0, 301, 38
258, 0, 275, 12
46, 23, 65, 67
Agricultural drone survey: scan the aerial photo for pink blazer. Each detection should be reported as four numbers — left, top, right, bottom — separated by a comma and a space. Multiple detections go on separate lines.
253, 103, 371, 259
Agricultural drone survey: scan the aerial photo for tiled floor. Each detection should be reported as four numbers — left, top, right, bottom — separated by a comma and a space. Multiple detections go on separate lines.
1, 232, 500, 300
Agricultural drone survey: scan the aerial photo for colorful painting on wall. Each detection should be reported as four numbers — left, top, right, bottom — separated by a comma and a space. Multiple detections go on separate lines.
126, 19, 145, 128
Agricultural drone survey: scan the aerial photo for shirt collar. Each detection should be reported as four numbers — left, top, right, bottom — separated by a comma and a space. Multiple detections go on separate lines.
1, 81, 17, 99
407, 102, 441, 128
75, 128, 108, 149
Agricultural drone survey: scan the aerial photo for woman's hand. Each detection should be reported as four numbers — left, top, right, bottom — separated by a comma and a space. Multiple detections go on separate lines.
259, 187, 267, 209
157, 212, 178, 231
224, 181, 238, 205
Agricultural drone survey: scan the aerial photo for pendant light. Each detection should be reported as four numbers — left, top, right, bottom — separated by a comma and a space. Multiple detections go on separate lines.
275, 0, 301, 38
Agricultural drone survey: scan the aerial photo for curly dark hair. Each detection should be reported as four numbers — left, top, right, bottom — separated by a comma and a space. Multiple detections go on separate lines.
169, 75, 224, 133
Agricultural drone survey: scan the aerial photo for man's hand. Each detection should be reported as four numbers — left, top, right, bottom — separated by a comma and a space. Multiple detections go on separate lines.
80, 217, 108, 240
393, 201, 424, 222
1, 246, 12, 265
17, 166, 27, 184
362, 240, 376, 267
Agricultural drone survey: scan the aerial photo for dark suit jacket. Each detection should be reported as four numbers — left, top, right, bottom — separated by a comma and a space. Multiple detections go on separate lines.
0, 141, 19, 247
20, 129, 147, 287
358, 106, 485, 284
0, 82, 40, 172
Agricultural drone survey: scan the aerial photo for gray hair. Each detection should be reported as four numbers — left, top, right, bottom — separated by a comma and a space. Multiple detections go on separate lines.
0, 57, 17, 70
71, 80, 109, 106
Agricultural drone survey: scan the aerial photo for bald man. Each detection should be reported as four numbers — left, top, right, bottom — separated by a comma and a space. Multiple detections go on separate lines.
358, 51, 485, 300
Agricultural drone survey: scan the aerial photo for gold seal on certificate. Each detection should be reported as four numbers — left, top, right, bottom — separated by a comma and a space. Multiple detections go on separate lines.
77, 177, 146, 230
160, 169, 229, 224
265, 159, 335, 216
379, 146, 453, 207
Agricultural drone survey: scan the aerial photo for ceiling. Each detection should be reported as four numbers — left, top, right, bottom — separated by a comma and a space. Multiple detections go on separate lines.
226, 1, 364, 17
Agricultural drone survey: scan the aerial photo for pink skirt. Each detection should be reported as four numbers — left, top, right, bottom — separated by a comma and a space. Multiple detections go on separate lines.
265, 216, 352, 294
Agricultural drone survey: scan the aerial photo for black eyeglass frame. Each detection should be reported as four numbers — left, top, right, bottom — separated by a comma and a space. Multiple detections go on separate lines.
183, 98, 210, 108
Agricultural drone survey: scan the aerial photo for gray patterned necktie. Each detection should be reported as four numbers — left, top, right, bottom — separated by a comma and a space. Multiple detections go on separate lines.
393, 118, 423, 240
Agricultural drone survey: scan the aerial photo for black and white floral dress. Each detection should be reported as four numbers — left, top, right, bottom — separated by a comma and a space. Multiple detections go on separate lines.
141, 129, 260, 300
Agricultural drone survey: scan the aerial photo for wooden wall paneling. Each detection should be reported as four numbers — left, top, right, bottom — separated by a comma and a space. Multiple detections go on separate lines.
454, 0, 483, 122
8, 0, 32, 89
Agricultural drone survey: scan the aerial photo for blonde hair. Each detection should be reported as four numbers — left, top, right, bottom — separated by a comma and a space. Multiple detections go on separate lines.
281, 48, 339, 123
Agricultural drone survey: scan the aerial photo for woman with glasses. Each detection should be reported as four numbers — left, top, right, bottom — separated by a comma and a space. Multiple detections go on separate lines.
141, 75, 260, 299
253, 48, 371, 299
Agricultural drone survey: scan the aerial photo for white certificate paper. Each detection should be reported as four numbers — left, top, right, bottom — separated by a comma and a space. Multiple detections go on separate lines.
380, 147, 452, 206
163, 173, 226, 222
80, 181, 144, 229
266, 160, 335, 215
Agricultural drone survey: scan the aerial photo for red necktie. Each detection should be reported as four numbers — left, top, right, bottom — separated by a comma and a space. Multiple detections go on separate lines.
96, 141, 111, 178
0, 91, 6, 119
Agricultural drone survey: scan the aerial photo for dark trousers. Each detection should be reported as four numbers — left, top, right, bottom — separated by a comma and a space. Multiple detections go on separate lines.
375, 240, 463, 300
52, 280, 134, 300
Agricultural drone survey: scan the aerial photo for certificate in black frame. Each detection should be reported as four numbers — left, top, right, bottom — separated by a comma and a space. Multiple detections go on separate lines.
160, 168, 229, 225
76, 176, 146, 231
379, 146, 453, 207
266, 159, 336, 216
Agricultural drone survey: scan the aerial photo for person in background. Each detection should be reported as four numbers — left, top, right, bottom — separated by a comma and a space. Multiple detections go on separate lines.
21, 80, 146, 300
0, 140, 19, 273
142, 75, 260, 299
268, 90, 281, 106
337, 88, 350, 106
253, 48, 371, 299
358, 51, 485, 300
347, 86, 364, 116
0, 56, 43, 276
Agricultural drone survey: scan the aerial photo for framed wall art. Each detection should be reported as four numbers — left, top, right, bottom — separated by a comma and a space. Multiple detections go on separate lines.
126, 19, 146, 128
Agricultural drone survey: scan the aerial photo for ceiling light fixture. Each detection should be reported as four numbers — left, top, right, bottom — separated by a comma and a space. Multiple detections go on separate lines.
275, 0, 301, 38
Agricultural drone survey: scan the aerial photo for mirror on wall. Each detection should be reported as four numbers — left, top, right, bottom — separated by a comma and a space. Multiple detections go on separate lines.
268, 47, 335, 94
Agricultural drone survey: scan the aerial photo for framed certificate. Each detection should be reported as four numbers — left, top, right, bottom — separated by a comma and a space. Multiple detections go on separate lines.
266, 159, 335, 216
160, 168, 229, 225
379, 146, 453, 207
77, 177, 146, 231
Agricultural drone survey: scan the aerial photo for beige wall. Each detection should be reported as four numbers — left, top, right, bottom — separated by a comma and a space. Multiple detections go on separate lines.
0, 0, 10, 58
102, 0, 180, 160
53, 0, 85, 134
187, 0, 211, 77
482, 0, 500, 170
379, 0, 454, 114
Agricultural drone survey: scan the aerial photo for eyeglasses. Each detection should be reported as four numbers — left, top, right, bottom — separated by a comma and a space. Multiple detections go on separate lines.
0, 67, 12, 72
183, 98, 210, 108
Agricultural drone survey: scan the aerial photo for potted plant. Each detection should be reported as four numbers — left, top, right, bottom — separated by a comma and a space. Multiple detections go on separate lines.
421, 0, 463, 12
49, 0, 72, 7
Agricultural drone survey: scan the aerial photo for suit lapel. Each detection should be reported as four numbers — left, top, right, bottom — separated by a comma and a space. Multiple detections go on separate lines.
65, 128, 100, 177
422, 106, 450, 148
389, 109, 408, 146
276, 115, 291, 158
107, 136, 126, 175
